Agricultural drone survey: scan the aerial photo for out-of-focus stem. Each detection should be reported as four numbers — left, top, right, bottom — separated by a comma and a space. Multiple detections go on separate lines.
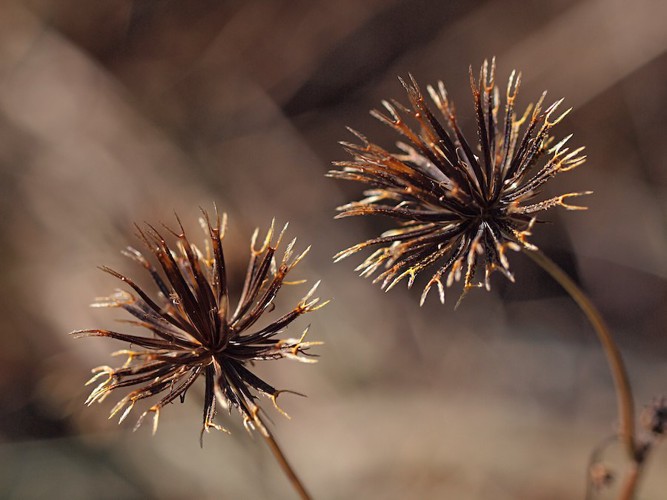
618, 462, 641, 500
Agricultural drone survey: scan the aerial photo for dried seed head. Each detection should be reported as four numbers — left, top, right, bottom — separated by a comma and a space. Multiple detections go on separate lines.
72, 208, 325, 442
641, 397, 667, 436
329, 58, 588, 305
589, 462, 615, 491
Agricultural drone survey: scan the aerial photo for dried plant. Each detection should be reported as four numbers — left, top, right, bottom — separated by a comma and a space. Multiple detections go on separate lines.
73, 209, 325, 499
330, 60, 652, 500
329, 58, 588, 305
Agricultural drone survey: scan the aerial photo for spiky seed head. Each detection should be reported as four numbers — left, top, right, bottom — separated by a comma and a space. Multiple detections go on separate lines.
329, 58, 588, 305
72, 208, 325, 442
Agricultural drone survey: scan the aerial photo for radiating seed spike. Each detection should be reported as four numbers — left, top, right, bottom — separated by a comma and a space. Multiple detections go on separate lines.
275, 222, 289, 249
151, 409, 160, 435
118, 401, 135, 424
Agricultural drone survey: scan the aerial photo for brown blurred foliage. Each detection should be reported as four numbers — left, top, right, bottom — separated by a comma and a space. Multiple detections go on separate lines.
0, 0, 666, 498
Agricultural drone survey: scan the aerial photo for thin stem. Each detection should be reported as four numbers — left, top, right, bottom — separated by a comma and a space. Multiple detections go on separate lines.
524, 249, 637, 460
618, 463, 641, 500
258, 416, 312, 500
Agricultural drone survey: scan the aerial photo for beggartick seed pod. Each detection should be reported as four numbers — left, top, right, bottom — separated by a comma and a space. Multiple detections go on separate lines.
73, 208, 326, 443
329, 58, 589, 305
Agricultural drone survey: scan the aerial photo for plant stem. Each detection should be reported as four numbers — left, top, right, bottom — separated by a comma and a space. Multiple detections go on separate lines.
618, 463, 641, 500
524, 249, 637, 460
258, 417, 312, 500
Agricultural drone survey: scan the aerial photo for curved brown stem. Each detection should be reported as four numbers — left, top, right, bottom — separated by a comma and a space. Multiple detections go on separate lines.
525, 249, 648, 499
618, 462, 641, 500
257, 415, 312, 500
524, 249, 637, 461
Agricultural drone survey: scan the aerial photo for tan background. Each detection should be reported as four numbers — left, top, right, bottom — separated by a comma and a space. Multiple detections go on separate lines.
0, 0, 666, 498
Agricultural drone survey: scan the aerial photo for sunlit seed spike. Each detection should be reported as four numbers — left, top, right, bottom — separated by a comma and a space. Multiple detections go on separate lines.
545, 97, 565, 115
407, 269, 417, 289
500, 267, 515, 283
261, 219, 275, 252
562, 146, 586, 161
97, 386, 115, 404
426, 84, 440, 106
85, 366, 113, 386
498, 250, 510, 270
243, 416, 256, 435
309, 298, 330, 312
381, 100, 399, 120
333, 249, 352, 262
484, 269, 491, 291
506, 242, 521, 252
301, 280, 321, 303
298, 326, 311, 344
213, 381, 228, 410
109, 396, 130, 418
397, 75, 408, 90
563, 158, 587, 171
151, 409, 160, 435
419, 283, 432, 307
446, 270, 456, 288
198, 216, 208, 236
219, 212, 228, 238
355, 259, 371, 272
561, 191, 593, 210
469, 64, 477, 90
118, 401, 135, 424
290, 245, 311, 268
301, 296, 319, 310
270, 393, 291, 420
436, 80, 447, 99
283, 278, 307, 286
549, 106, 572, 126
492, 86, 500, 111
111, 348, 137, 359
204, 420, 230, 434
250, 227, 259, 252
85, 390, 103, 406
514, 102, 533, 127
345, 126, 369, 144
534, 91, 547, 114
275, 222, 289, 249
454, 287, 471, 310
282, 238, 297, 263
121, 246, 144, 263
506, 70, 518, 100
435, 280, 445, 304
359, 266, 378, 278
337, 140, 361, 150
384, 272, 406, 292
549, 134, 573, 154
133, 412, 147, 432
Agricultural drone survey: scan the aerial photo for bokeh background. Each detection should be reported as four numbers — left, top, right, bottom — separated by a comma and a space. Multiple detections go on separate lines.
1, 0, 666, 498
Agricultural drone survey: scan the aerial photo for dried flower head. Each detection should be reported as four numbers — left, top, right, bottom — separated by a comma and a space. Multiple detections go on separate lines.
641, 397, 667, 436
72, 210, 326, 441
329, 59, 589, 305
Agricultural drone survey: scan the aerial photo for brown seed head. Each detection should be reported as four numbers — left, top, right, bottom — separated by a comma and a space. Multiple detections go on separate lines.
329, 58, 589, 305
72, 209, 326, 442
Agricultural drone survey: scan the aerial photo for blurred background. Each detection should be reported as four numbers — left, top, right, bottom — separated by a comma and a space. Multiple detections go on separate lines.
1, 0, 666, 498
